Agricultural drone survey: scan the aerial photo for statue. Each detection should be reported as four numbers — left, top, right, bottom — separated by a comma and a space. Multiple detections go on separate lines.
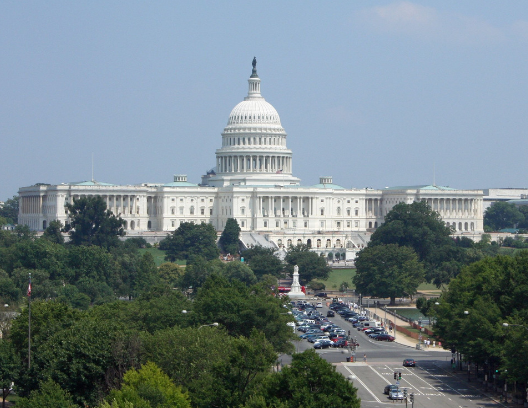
252, 57, 257, 69
294, 265, 299, 274
289, 264, 305, 298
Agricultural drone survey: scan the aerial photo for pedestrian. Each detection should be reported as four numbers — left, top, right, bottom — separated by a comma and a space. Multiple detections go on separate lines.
363, 354, 367, 363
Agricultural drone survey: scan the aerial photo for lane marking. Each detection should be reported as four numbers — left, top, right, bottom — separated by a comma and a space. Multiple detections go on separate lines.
342, 365, 382, 403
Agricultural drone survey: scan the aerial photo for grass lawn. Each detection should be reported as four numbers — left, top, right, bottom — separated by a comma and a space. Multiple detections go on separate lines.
138, 248, 186, 267
315, 268, 443, 292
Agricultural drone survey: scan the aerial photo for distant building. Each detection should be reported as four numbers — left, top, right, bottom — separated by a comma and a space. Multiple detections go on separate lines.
483, 188, 528, 211
18, 60, 484, 258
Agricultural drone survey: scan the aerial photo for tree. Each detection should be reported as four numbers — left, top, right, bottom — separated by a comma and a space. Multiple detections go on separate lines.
284, 245, 331, 284
41, 220, 65, 245
368, 201, 463, 286
133, 252, 159, 297
193, 274, 295, 353
242, 246, 283, 279
354, 244, 425, 305
0, 196, 19, 225
219, 218, 241, 255
15, 379, 77, 408
106, 362, 191, 408
484, 202, 525, 231
0, 340, 19, 408
158, 262, 183, 287
257, 350, 360, 408
222, 262, 257, 286
160, 222, 219, 262
63, 196, 125, 249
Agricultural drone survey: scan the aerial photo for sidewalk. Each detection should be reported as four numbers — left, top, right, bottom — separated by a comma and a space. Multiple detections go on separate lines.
367, 305, 445, 352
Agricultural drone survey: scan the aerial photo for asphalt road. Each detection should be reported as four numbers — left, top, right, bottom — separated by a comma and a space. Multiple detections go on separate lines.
281, 304, 505, 408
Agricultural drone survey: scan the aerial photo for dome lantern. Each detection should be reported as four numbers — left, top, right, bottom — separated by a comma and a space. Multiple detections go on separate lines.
247, 57, 261, 98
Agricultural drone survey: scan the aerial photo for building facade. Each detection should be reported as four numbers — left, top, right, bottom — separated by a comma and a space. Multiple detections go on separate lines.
18, 60, 484, 258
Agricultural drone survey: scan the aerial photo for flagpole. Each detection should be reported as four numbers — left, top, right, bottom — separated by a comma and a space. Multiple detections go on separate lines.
28, 272, 31, 370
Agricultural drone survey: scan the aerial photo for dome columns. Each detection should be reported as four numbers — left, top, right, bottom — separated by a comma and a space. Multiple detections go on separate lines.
217, 153, 292, 174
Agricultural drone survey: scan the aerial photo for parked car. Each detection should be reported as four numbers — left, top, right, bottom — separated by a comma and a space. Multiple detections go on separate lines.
314, 339, 334, 349
403, 358, 416, 367
315, 292, 327, 298
384, 384, 399, 395
326, 310, 335, 317
332, 339, 349, 348
376, 334, 395, 342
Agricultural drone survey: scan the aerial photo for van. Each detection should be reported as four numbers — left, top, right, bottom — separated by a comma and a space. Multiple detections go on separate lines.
359, 321, 380, 329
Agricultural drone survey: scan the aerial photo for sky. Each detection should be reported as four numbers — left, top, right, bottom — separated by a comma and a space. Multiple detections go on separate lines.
1, 1, 528, 200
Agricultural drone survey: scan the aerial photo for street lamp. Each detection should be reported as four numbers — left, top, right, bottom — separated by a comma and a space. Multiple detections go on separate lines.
503, 322, 528, 330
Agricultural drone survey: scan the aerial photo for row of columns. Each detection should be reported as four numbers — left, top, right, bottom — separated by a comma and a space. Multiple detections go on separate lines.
217, 154, 291, 174
427, 198, 480, 215
20, 195, 43, 214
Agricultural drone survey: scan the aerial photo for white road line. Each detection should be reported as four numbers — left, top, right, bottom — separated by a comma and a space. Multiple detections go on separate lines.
342, 365, 382, 403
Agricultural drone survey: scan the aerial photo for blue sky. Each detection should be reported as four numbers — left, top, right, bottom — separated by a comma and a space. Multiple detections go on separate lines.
2, 1, 528, 200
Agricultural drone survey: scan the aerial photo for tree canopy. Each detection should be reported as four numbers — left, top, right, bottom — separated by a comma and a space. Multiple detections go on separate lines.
219, 218, 241, 255
242, 246, 284, 279
62, 196, 125, 248
484, 201, 525, 231
354, 244, 425, 305
160, 222, 219, 261
0, 196, 19, 225
284, 244, 331, 284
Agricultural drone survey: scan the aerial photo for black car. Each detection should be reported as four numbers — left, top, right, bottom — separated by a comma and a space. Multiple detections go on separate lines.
326, 310, 335, 317
384, 384, 399, 395
315, 292, 327, 298
403, 358, 416, 367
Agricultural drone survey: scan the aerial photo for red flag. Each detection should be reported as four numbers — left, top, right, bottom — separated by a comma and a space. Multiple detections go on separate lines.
27, 283, 31, 297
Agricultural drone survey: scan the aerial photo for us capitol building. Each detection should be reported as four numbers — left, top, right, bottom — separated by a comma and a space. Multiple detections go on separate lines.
18, 59, 484, 259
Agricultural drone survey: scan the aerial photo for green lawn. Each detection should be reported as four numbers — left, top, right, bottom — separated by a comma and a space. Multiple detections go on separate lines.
315, 268, 442, 292
138, 248, 186, 267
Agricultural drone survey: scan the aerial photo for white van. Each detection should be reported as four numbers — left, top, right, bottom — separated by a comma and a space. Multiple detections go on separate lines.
359, 321, 381, 329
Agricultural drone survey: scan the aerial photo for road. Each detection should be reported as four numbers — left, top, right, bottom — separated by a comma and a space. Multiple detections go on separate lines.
281, 303, 506, 408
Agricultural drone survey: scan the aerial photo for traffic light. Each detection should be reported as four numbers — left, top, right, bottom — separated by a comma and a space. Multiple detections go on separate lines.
410, 393, 414, 403
398, 372, 402, 380
394, 372, 397, 380
403, 389, 408, 398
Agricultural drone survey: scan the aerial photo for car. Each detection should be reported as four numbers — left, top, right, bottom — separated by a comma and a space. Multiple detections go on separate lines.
389, 390, 405, 400
403, 358, 416, 367
332, 339, 349, 348
384, 384, 399, 395
314, 339, 334, 349
315, 292, 327, 298
326, 310, 335, 317
376, 334, 395, 342
316, 302, 323, 308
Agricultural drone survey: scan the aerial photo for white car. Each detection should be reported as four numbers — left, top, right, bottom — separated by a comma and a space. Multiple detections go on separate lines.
316, 302, 323, 308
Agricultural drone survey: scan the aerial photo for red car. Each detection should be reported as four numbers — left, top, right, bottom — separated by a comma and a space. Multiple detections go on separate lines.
376, 334, 395, 342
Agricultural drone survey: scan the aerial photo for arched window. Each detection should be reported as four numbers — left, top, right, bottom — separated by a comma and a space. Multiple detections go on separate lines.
307, 239, 312, 248
336, 239, 341, 248
190, 206, 195, 215
277, 239, 283, 248
287, 239, 292, 247
43, 220, 47, 230
326, 239, 331, 248
297, 239, 302, 246
147, 221, 152, 229
337, 207, 341, 215
316, 239, 321, 248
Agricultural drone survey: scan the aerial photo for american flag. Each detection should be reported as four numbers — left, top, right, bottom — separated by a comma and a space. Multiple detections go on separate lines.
276, 169, 283, 174
27, 282, 32, 297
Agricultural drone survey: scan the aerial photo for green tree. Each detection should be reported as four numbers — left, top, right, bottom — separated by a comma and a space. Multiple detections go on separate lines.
160, 222, 219, 262
222, 262, 257, 286
42, 220, 65, 245
158, 262, 183, 287
284, 245, 331, 284
368, 201, 464, 286
484, 201, 525, 231
0, 196, 19, 225
63, 196, 125, 248
354, 244, 424, 305
242, 246, 283, 279
193, 274, 295, 353
258, 350, 360, 408
0, 340, 19, 408
133, 252, 160, 297
106, 362, 191, 408
15, 379, 77, 408
219, 218, 241, 255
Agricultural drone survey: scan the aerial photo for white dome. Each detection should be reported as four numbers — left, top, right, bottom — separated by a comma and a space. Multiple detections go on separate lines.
227, 99, 282, 126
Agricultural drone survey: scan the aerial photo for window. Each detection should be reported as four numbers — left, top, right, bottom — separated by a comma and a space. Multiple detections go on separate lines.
304, 221, 308, 228
355, 221, 359, 227
171, 198, 175, 201
347, 209, 351, 216
320, 221, 325, 228
171, 207, 175, 215
209, 208, 213, 215
337, 221, 341, 228
326, 239, 331, 248
337, 207, 341, 215
355, 209, 359, 216
171, 221, 175, 227
317, 239, 321, 248
264, 221, 268, 228
180, 207, 184, 215
241, 221, 245, 227
241, 208, 245, 215
292, 221, 296, 228
180, 198, 184, 202
287, 239, 292, 247
201, 198, 204, 202
201, 208, 205, 215
190, 206, 195, 215
276, 221, 280, 227
320, 208, 324, 215
347, 221, 351, 228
